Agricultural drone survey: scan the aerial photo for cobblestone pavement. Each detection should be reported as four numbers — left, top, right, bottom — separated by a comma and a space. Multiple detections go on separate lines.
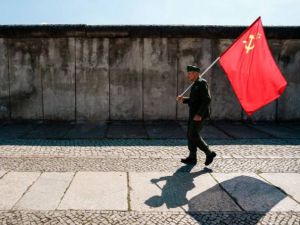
1, 158, 299, 173
0, 139, 299, 159
0, 139, 299, 173
0, 211, 299, 225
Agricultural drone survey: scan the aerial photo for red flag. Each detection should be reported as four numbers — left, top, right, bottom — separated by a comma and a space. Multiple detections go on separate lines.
219, 17, 287, 116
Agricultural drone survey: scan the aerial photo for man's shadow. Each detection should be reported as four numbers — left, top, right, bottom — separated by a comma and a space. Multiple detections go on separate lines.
145, 165, 289, 225
145, 165, 212, 209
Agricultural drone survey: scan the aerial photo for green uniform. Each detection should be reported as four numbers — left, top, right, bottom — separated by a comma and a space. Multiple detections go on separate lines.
183, 78, 211, 158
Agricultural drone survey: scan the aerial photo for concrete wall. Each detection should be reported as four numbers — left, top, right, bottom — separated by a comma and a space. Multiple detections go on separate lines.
0, 39, 9, 119
0, 25, 299, 121
76, 38, 109, 121
9, 39, 43, 120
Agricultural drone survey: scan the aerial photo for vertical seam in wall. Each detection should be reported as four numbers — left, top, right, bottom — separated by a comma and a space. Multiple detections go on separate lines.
142, 38, 145, 121
108, 38, 111, 121
210, 39, 215, 120
41, 40, 44, 121
7, 39, 11, 120
275, 50, 281, 122
176, 38, 179, 120
275, 99, 279, 122
74, 38, 77, 122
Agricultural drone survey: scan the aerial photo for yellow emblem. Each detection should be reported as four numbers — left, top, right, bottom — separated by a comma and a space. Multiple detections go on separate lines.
242, 32, 261, 54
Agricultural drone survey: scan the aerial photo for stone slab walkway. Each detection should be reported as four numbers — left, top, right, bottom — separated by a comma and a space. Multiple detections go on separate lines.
0, 171, 300, 213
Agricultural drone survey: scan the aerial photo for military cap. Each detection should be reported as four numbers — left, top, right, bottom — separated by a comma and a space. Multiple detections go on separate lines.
187, 65, 200, 73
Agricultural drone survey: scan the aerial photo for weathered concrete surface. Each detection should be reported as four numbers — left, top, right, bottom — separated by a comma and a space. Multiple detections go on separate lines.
41, 38, 75, 120
9, 39, 43, 120
213, 173, 300, 212
0, 172, 40, 210
210, 39, 242, 120
177, 38, 212, 120
260, 173, 300, 203
0, 31, 300, 122
58, 172, 127, 210
278, 40, 300, 120
130, 170, 240, 212
76, 38, 109, 121
109, 38, 143, 120
0, 39, 9, 119
143, 38, 177, 120
14, 172, 74, 210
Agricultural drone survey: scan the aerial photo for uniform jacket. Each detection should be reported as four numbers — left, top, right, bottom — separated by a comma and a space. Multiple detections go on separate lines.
183, 78, 211, 119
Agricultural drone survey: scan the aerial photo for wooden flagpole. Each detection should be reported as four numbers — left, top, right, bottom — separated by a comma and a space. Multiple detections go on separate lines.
179, 57, 220, 96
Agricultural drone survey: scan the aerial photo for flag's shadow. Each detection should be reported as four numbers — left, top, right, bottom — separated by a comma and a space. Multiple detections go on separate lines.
145, 165, 288, 225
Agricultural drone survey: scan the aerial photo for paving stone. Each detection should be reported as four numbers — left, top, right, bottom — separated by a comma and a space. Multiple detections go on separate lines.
213, 121, 273, 139
260, 173, 300, 203
213, 173, 300, 212
248, 123, 300, 139
14, 172, 74, 210
201, 124, 232, 139
58, 172, 127, 210
130, 168, 240, 212
0, 122, 36, 139
145, 121, 185, 139
23, 122, 74, 139
280, 121, 300, 131
106, 122, 148, 138
179, 122, 231, 139
0, 172, 40, 210
64, 123, 107, 139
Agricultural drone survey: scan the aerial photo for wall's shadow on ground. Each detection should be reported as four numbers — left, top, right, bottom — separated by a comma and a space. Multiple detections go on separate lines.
146, 165, 287, 225
0, 120, 300, 146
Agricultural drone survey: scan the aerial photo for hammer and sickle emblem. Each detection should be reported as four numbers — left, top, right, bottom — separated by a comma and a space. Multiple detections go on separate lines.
243, 34, 255, 54
242, 33, 261, 54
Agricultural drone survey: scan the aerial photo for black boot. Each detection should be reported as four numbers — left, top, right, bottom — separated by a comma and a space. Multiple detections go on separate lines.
205, 151, 216, 166
181, 157, 197, 165
181, 151, 197, 165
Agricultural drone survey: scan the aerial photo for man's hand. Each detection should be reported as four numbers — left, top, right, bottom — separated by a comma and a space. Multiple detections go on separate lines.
176, 95, 184, 103
150, 178, 159, 183
193, 115, 202, 121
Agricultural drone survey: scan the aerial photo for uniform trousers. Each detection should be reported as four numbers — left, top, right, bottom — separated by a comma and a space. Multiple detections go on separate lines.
187, 118, 210, 158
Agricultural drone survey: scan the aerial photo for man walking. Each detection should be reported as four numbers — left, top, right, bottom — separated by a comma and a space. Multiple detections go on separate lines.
177, 65, 216, 166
